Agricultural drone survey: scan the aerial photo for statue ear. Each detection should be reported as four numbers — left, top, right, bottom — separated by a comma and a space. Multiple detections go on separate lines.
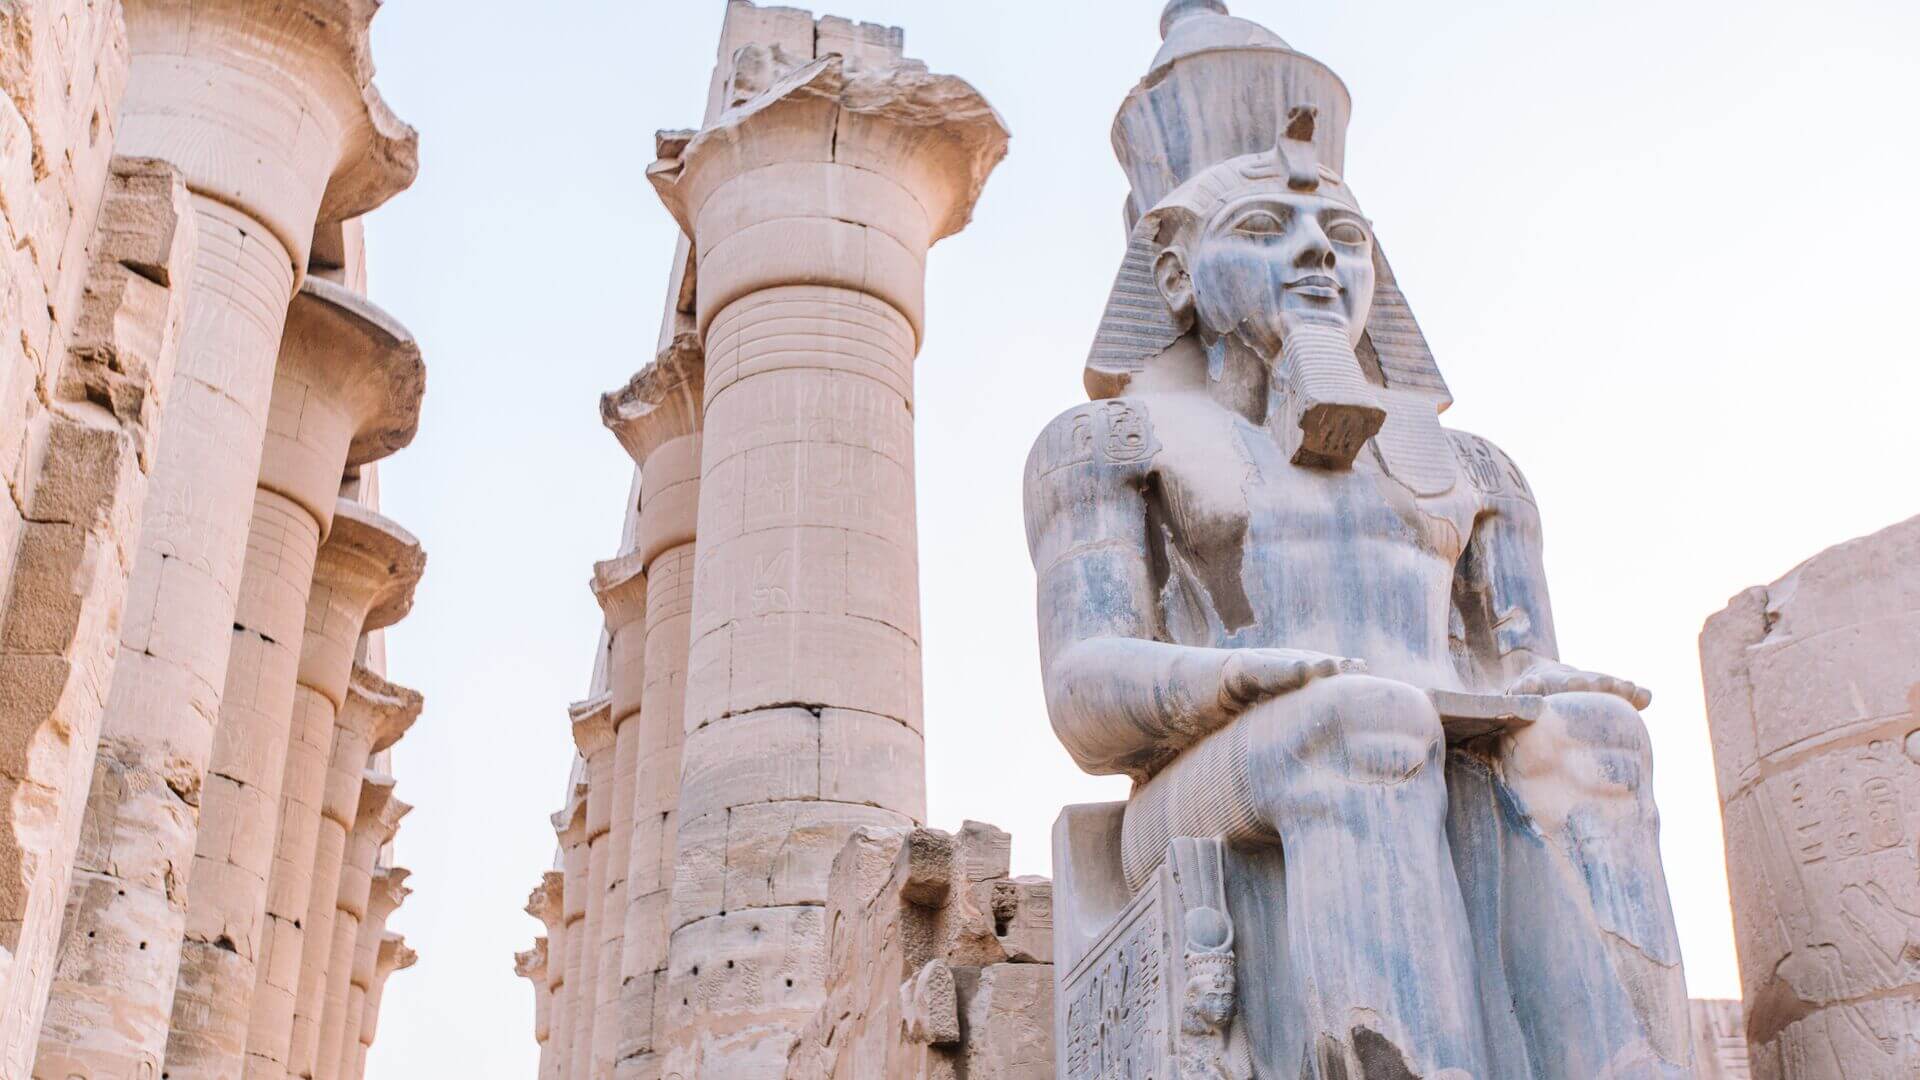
1154, 246, 1196, 331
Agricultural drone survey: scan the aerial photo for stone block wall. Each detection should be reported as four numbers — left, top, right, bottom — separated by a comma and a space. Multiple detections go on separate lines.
788, 822, 1054, 1080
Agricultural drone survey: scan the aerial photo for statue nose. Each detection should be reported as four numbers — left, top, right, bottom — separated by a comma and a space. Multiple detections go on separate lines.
1294, 244, 1336, 271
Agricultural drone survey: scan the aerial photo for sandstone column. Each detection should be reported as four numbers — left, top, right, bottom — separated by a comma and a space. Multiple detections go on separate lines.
517, 940, 554, 1080
165, 277, 422, 1079
567, 697, 615, 1080
528, 871, 568, 1080
313, 775, 408, 1080
343, 867, 409, 1080
556, 792, 591, 1080
33, 2, 416, 1074
589, 562, 645, 1080
247, 501, 423, 1079
349, 932, 414, 1080
601, 335, 703, 1080
1702, 515, 1920, 1077
647, 38, 1005, 1076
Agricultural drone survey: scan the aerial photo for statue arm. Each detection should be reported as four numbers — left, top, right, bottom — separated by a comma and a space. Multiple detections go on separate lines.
1452, 432, 1650, 708
1025, 405, 1355, 779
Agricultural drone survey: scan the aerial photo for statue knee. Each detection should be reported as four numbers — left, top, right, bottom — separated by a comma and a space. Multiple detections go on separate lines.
1250, 674, 1445, 786
1515, 691, 1654, 801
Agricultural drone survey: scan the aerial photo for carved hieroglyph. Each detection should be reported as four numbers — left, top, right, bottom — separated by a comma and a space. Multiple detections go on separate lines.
643, 5, 1007, 1075
1702, 516, 1920, 1078
1030, 4, 1689, 1076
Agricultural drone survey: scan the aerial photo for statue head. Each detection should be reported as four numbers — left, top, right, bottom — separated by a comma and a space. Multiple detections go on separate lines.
1181, 950, 1238, 1034
1146, 106, 1375, 358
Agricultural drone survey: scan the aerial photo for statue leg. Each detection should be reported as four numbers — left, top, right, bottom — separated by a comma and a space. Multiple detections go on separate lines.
1128, 675, 1488, 1078
1448, 691, 1691, 1078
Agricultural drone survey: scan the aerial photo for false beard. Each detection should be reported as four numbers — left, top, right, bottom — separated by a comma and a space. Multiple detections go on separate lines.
1270, 314, 1386, 470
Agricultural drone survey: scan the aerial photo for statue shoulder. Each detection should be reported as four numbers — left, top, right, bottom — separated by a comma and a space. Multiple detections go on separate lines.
1444, 428, 1537, 507
1026, 396, 1165, 485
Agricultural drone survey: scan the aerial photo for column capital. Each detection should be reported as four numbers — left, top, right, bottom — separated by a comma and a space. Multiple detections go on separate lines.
516, 938, 549, 982
260, 278, 424, 535
374, 933, 417, 980
368, 866, 413, 928
121, 0, 420, 269
568, 695, 616, 759
341, 664, 424, 753
525, 871, 565, 930
554, 788, 590, 849
353, 773, 411, 847
648, 53, 1007, 341
590, 553, 649, 633
320, 499, 428, 633
601, 332, 705, 469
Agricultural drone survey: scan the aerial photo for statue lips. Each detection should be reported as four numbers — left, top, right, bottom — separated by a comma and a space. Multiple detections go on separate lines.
1283, 274, 1342, 301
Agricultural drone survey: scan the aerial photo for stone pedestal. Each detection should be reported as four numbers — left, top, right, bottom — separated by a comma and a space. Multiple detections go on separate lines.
1702, 516, 1920, 1078
647, 30, 1005, 1076
601, 333, 704, 1080
246, 502, 422, 1080
166, 276, 421, 1079
314, 776, 408, 1080
33, 2, 415, 1075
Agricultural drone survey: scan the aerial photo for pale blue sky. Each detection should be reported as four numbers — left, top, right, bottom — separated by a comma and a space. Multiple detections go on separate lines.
358, 2, 1920, 1074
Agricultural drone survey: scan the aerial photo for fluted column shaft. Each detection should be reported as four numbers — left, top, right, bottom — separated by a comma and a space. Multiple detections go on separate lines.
167, 279, 421, 1079
649, 49, 1003, 1077
314, 779, 406, 1080
33, 4, 416, 1075
245, 506, 421, 1080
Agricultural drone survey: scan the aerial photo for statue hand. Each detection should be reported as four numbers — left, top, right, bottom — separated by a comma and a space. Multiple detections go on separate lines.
1220, 649, 1366, 712
1509, 662, 1652, 710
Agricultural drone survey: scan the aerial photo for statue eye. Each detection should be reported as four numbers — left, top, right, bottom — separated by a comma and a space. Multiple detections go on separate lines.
1327, 220, 1369, 246
1232, 209, 1289, 236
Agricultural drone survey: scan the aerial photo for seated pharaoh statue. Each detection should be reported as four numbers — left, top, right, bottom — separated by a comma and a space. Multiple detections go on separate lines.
1028, 4, 1692, 1078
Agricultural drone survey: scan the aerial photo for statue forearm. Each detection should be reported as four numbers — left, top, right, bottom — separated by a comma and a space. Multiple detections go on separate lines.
1044, 637, 1241, 778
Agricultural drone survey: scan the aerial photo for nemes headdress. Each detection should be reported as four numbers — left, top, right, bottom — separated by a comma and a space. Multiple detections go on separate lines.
1086, 0, 1450, 420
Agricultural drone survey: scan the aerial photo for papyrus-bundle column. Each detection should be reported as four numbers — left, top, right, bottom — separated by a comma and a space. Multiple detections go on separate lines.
566, 698, 615, 1080
164, 276, 423, 1079
313, 774, 409, 1080
1701, 516, 1920, 1074
555, 790, 590, 1080
32, 2, 416, 1074
516, 940, 554, 1080
527, 871, 567, 1080
353, 932, 415, 1080
588, 561, 645, 1080
345, 867, 410, 1080
646, 39, 1006, 1076
602, 335, 703, 1080
249, 502, 421, 1080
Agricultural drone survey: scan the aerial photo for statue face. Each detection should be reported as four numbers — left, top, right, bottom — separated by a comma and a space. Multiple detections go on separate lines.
1185, 971, 1237, 1029
1159, 187, 1376, 356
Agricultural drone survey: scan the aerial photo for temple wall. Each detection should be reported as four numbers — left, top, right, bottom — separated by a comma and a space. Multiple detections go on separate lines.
1702, 515, 1920, 1078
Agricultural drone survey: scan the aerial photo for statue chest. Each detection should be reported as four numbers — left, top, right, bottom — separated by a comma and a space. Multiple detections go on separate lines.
1146, 419, 1478, 656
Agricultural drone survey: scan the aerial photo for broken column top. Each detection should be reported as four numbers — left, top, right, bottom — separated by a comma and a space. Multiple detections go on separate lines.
376, 933, 417, 975
600, 332, 705, 469
344, 664, 425, 754
322, 499, 428, 632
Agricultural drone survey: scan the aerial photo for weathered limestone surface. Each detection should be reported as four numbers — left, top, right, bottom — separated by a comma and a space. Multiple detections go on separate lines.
1702, 516, 1920, 1078
0, 145, 194, 1070
166, 275, 422, 1080
340, 865, 407, 1080
354, 932, 414, 1080
788, 822, 1054, 1080
517, 938, 555, 1080
528, 871, 568, 1080
33, 1, 417, 1074
1029, 3, 1688, 1076
313, 775, 408, 1080
568, 695, 615, 1080
646, 5, 1006, 1072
